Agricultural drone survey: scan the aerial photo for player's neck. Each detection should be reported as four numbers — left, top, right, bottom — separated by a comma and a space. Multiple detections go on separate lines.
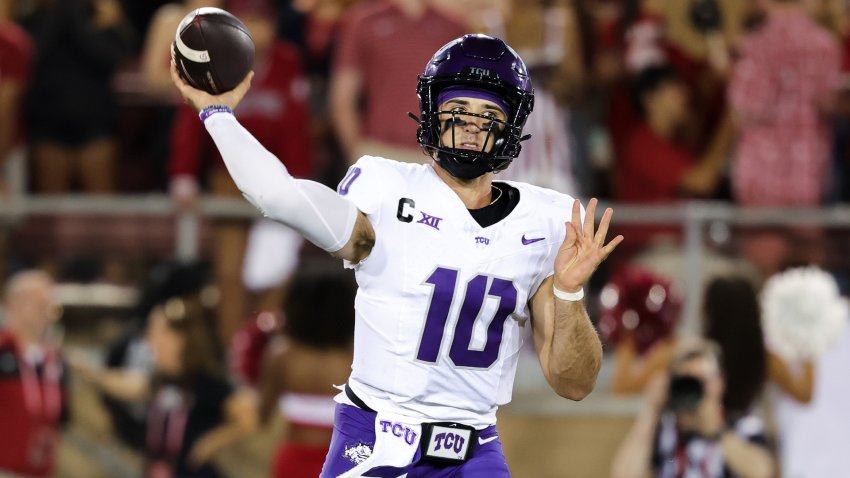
432, 162, 494, 209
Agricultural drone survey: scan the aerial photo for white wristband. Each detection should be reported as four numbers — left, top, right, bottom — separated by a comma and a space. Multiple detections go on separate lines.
553, 285, 584, 301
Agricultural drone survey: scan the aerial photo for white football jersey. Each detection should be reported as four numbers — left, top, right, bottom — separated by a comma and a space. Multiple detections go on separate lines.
337, 156, 576, 428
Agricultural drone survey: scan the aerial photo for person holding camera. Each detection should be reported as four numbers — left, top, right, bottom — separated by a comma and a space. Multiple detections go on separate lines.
611, 339, 775, 478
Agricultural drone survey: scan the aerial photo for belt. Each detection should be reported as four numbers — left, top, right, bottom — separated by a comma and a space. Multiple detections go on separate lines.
344, 383, 478, 467
344, 383, 376, 413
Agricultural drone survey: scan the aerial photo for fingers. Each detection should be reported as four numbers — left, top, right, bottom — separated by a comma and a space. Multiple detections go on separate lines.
230, 70, 255, 102
238, 71, 254, 91
565, 198, 623, 260
170, 62, 197, 108
571, 199, 581, 232
170, 61, 187, 90
583, 197, 597, 239
601, 234, 624, 259
563, 220, 578, 248
595, 207, 614, 246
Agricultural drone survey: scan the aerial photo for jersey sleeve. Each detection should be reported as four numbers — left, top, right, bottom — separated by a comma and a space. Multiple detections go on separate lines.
336, 156, 398, 220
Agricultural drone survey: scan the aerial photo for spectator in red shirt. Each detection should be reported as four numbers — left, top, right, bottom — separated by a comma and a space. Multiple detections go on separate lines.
0, 0, 32, 196
169, 0, 313, 344
616, 65, 730, 203
329, 0, 466, 164
606, 0, 731, 175
0, 270, 67, 477
614, 65, 733, 260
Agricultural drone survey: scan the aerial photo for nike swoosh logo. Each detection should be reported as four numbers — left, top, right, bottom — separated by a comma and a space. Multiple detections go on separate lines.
521, 234, 545, 245
478, 436, 499, 445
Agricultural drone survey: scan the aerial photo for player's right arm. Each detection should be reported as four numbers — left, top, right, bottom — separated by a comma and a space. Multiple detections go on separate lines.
170, 65, 375, 263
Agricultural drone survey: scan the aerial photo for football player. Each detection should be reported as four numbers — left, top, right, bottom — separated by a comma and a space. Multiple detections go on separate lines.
171, 34, 623, 477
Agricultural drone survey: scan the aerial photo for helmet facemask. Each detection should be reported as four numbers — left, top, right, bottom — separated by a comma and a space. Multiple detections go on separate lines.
433, 103, 510, 179
414, 35, 535, 180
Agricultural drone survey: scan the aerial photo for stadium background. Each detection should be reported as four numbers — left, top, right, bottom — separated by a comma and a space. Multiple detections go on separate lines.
1, 0, 849, 476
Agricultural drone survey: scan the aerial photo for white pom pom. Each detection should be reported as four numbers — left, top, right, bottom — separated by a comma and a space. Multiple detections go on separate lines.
761, 267, 849, 362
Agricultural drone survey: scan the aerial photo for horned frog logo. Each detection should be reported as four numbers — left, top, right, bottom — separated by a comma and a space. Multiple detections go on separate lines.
343, 442, 373, 464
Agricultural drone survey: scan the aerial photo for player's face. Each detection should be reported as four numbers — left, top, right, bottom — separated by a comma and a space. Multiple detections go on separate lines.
438, 97, 507, 154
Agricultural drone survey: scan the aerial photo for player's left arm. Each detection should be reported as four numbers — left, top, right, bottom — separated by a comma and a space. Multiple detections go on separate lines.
530, 198, 623, 400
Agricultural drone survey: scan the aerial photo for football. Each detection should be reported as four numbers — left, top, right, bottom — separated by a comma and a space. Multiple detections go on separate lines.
171, 7, 255, 95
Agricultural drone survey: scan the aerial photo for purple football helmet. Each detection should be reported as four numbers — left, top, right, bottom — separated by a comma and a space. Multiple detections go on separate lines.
415, 34, 534, 179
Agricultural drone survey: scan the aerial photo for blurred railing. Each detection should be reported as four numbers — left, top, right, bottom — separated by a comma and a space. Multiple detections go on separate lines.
607, 202, 850, 333
4, 196, 850, 330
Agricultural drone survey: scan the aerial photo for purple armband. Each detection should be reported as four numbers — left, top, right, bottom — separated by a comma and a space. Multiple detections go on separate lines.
199, 105, 233, 122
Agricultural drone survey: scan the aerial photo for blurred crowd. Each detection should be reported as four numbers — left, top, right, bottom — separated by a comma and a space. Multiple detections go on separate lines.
2, 0, 850, 476
1, 262, 357, 478
2, 0, 850, 283
4, 0, 850, 297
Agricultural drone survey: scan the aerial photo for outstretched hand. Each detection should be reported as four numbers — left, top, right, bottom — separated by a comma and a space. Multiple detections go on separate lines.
554, 198, 624, 293
170, 62, 254, 113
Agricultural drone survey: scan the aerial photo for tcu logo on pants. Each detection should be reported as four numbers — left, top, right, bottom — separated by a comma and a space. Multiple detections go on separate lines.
433, 432, 465, 454
423, 424, 473, 461
379, 420, 418, 445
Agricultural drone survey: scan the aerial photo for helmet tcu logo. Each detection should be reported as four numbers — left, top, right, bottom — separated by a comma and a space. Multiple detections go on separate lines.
465, 67, 495, 78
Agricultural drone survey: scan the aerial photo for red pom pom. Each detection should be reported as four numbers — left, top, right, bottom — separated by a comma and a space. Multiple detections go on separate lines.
598, 267, 682, 355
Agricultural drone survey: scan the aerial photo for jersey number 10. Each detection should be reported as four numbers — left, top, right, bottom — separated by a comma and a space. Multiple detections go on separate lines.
416, 267, 518, 369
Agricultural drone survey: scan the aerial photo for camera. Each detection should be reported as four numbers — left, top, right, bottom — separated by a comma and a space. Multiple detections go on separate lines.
690, 0, 722, 34
666, 375, 704, 413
